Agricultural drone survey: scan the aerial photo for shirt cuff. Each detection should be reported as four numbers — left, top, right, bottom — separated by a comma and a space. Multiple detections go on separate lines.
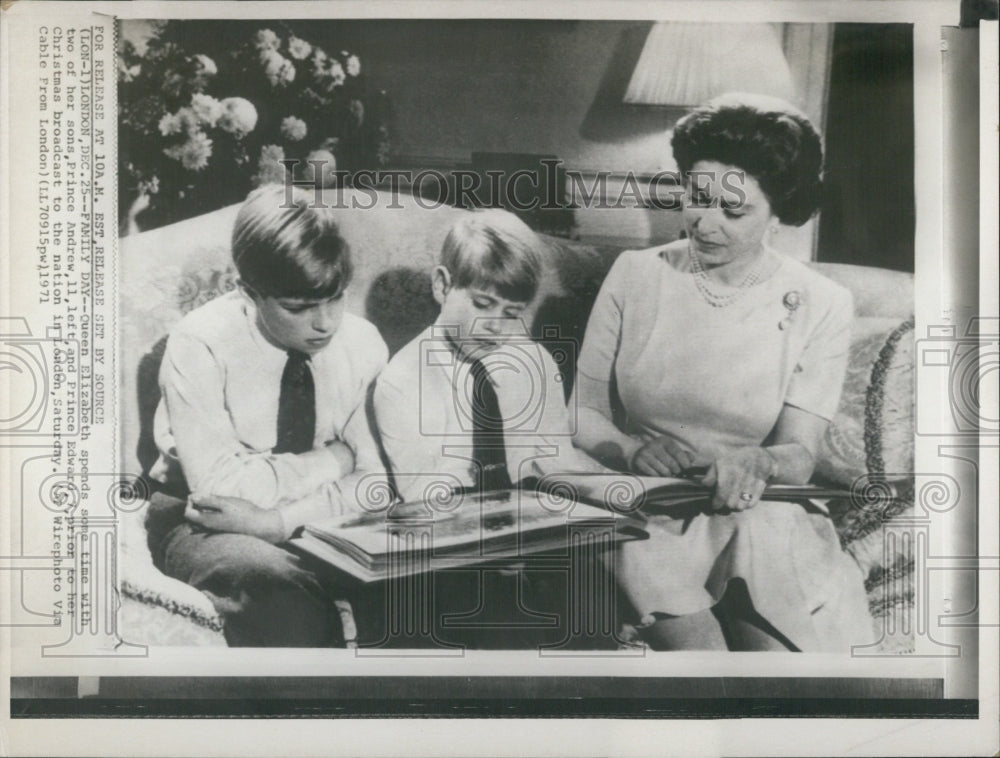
275, 484, 345, 540
282, 444, 346, 488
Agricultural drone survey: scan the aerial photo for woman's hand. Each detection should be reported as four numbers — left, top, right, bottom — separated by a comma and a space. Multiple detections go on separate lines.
628, 436, 696, 476
702, 447, 777, 512
185, 493, 286, 543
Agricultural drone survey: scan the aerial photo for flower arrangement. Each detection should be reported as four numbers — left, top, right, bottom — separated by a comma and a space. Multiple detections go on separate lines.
118, 21, 392, 231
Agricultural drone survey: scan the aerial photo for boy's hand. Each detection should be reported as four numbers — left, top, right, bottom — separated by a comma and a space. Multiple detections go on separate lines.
186, 494, 286, 543
326, 439, 355, 477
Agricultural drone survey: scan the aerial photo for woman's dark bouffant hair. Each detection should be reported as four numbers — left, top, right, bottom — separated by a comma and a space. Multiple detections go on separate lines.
671, 93, 824, 227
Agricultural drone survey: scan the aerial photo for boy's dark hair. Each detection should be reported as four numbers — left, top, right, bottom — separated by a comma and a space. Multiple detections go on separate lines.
671, 92, 824, 227
440, 209, 542, 303
232, 185, 352, 299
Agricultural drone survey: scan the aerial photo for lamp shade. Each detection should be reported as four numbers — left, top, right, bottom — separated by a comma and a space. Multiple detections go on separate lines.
624, 22, 796, 106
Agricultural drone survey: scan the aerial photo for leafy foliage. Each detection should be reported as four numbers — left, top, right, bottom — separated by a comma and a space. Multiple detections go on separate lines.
119, 20, 391, 230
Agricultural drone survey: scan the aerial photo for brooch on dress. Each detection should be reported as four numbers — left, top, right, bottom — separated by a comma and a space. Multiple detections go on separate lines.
779, 290, 802, 330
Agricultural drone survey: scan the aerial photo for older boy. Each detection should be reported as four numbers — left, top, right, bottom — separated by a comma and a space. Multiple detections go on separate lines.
146, 185, 388, 646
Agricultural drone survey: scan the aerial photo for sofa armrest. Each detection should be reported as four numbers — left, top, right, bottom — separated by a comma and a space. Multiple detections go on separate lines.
118, 504, 227, 645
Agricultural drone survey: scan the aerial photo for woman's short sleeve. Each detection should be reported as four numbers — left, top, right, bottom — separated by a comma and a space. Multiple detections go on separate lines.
576, 251, 634, 383
784, 283, 854, 421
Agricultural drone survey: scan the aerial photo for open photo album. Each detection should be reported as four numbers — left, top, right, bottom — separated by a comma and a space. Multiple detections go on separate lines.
292, 475, 869, 582
294, 488, 648, 582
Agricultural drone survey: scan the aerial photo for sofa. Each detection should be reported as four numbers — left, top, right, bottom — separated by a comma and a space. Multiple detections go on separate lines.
117, 187, 916, 651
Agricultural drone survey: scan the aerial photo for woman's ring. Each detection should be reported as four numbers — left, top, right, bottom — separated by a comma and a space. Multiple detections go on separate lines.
739, 492, 753, 502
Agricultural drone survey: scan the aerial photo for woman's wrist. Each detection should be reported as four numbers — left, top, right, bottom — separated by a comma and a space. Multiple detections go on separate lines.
762, 447, 780, 482
726, 446, 780, 484
622, 439, 645, 473
759, 443, 816, 485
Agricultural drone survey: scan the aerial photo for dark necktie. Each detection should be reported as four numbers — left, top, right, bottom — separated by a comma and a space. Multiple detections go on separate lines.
274, 350, 316, 455
469, 358, 512, 491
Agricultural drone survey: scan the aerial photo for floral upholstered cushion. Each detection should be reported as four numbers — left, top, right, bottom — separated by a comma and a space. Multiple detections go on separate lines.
815, 316, 915, 487
816, 315, 916, 654
120, 582, 227, 647
117, 502, 228, 646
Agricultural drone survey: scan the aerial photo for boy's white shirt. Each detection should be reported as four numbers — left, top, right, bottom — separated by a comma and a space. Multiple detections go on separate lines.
151, 290, 389, 537
374, 324, 604, 503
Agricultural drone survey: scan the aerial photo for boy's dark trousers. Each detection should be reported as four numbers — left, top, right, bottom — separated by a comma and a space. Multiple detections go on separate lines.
146, 492, 620, 650
145, 492, 344, 647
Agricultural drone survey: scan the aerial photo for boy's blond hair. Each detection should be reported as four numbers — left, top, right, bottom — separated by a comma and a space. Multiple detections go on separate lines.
232, 185, 352, 298
440, 209, 543, 302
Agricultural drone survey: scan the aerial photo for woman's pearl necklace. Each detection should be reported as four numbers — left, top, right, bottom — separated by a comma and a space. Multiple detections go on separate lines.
687, 243, 767, 308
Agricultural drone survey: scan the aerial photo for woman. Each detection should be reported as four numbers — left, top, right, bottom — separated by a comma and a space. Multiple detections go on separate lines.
571, 93, 874, 651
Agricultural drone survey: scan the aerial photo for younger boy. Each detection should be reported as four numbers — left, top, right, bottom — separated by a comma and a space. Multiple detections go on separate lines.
372, 209, 607, 648
373, 208, 602, 503
146, 185, 389, 646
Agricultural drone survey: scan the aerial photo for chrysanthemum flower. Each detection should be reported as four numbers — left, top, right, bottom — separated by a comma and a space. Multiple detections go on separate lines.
324, 60, 346, 90
164, 131, 213, 171
280, 116, 308, 142
158, 112, 184, 136
254, 29, 281, 52
288, 36, 313, 60
262, 49, 296, 87
193, 54, 217, 77
158, 107, 200, 136
190, 93, 223, 128
311, 48, 329, 78
217, 97, 259, 137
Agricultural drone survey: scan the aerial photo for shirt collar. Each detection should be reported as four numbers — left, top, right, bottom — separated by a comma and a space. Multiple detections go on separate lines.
240, 294, 299, 362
